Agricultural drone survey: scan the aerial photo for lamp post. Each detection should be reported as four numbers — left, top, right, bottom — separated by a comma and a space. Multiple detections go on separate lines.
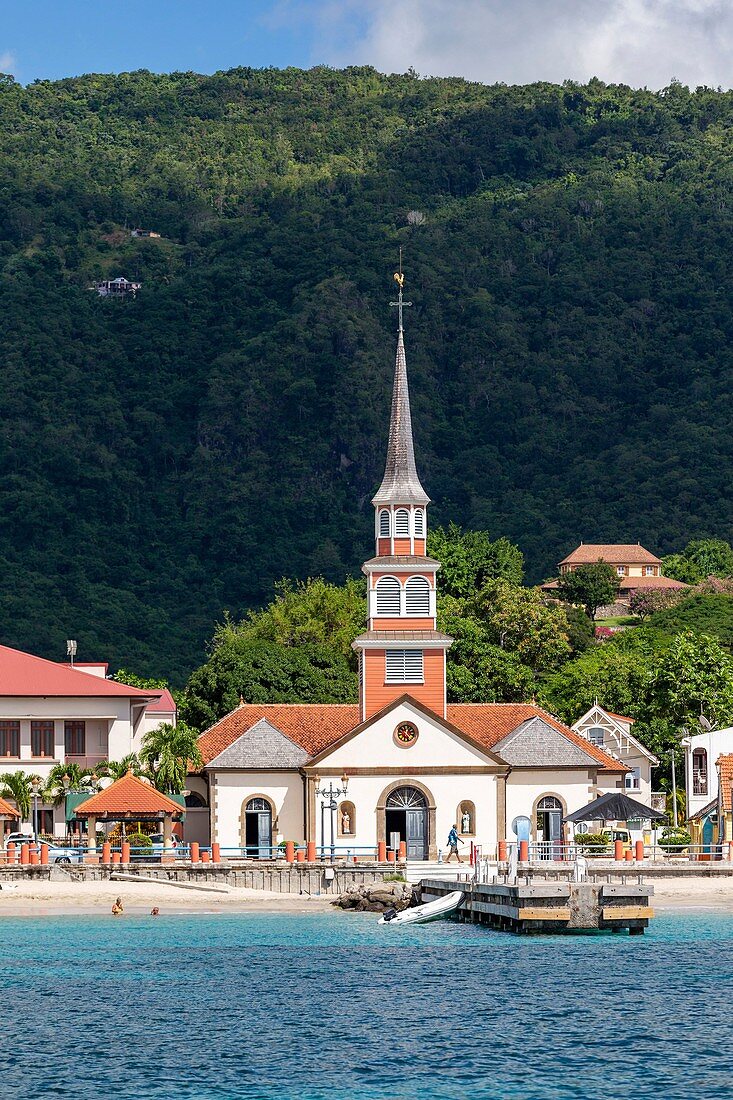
30, 777, 41, 839
315, 775, 349, 861
62, 773, 71, 838
669, 749, 678, 829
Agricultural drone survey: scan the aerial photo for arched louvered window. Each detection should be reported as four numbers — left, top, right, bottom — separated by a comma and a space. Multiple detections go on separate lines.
395, 508, 409, 536
376, 576, 401, 615
414, 509, 424, 536
379, 510, 391, 538
405, 576, 430, 616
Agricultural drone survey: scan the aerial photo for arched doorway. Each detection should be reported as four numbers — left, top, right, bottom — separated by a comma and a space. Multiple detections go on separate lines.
385, 786, 428, 859
536, 795, 563, 860
244, 797, 273, 859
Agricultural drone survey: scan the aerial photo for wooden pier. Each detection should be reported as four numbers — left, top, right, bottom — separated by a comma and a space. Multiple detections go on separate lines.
421, 878, 654, 934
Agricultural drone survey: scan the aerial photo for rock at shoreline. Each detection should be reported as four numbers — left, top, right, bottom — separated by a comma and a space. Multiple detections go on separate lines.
332, 881, 417, 912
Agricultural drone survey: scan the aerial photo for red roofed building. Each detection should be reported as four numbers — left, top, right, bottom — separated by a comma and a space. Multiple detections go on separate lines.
543, 543, 689, 603
192, 277, 630, 860
0, 643, 174, 836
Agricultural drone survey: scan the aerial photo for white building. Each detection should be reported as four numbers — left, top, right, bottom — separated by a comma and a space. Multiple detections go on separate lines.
0, 643, 171, 834
193, 279, 627, 859
682, 724, 733, 821
572, 704, 661, 806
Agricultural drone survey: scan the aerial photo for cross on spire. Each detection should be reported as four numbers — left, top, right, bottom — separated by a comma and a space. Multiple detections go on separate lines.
390, 247, 412, 332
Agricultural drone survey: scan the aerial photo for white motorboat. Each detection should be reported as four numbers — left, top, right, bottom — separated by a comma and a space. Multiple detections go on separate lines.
378, 890, 464, 926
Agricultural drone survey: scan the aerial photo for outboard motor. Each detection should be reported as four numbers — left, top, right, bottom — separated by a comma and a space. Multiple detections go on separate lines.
382, 906, 398, 922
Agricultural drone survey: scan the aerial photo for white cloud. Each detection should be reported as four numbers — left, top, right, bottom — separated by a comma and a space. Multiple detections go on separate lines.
0, 50, 16, 76
315, 0, 733, 89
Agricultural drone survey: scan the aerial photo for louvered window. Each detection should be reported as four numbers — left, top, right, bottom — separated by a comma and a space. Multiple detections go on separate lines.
376, 576, 401, 615
405, 576, 430, 615
379, 510, 391, 537
395, 509, 409, 536
385, 649, 423, 684
414, 509, 424, 536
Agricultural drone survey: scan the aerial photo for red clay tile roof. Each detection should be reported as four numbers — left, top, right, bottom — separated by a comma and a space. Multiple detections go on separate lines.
0, 644, 155, 699
0, 795, 19, 817
607, 711, 635, 725
718, 754, 733, 810
145, 687, 176, 713
618, 576, 688, 590
74, 772, 183, 817
198, 700, 624, 773
560, 544, 662, 566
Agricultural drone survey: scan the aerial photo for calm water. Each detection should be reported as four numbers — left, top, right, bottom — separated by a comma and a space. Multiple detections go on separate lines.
1, 907, 731, 1100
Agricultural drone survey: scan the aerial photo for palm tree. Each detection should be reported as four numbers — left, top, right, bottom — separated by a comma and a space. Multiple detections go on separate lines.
140, 722, 202, 794
43, 763, 99, 807
0, 771, 38, 821
97, 754, 144, 781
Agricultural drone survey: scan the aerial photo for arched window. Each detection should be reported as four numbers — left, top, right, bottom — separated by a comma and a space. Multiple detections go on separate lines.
338, 800, 355, 837
587, 726, 605, 747
693, 748, 708, 796
414, 509, 424, 536
537, 796, 563, 811
246, 797, 271, 812
405, 576, 430, 616
376, 576, 401, 615
185, 792, 207, 808
379, 509, 391, 537
395, 509, 409, 536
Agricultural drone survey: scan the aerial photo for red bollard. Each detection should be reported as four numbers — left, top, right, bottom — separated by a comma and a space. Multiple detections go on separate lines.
285, 841, 295, 863
352, 855, 358, 864
20, 843, 29, 865
211, 842, 221, 864
614, 840, 624, 861
498, 840, 508, 861
29, 846, 39, 866
635, 840, 644, 862
624, 849, 633, 862
306, 841, 317, 862
121, 841, 131, 864
40, 843, 49, 866
399, 840, 407, 860
111, 851, 120, 865
519, 840, 529, 862
190, 842, 200, 864
102, 842, 111, 864
296, 848, 305, 863
377, 840, 387, 862
6, 842, 15, 865
201, 849, 210, 863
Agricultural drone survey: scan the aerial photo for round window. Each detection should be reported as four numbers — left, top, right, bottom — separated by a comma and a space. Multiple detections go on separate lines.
394, 721, 419, 748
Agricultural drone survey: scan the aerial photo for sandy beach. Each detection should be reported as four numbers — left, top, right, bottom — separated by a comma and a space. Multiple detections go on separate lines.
0, 878, 334, 916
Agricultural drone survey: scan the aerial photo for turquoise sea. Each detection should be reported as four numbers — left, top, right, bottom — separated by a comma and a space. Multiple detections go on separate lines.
1, 908, 730, 1100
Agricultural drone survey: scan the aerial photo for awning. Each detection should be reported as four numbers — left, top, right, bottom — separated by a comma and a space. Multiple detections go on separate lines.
564, 791, 667, 824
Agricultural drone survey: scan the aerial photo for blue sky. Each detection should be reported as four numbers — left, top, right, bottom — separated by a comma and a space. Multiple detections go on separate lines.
2, 1, 732, 90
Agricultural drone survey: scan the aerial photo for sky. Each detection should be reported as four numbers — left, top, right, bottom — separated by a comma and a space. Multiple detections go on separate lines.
2, 0, 733, 89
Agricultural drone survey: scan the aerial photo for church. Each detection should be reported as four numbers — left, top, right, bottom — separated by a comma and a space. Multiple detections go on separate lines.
191, 278, 627, 860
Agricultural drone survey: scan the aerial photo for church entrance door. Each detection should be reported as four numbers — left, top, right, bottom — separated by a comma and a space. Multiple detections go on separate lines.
244, 798, 272, 859
536, 796, 563, 860
385, 786, 428, 859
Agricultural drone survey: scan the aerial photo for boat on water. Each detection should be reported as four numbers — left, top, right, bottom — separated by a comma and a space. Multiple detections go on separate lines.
378, 890, 464, 926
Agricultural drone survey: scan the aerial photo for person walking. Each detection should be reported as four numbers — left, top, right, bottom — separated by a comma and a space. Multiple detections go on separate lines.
445, 824, 464, 863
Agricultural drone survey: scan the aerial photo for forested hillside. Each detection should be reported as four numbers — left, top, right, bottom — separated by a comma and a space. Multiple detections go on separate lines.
1, 66, 732, 682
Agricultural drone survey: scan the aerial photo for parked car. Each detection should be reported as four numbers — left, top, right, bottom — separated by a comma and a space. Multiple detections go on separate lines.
4, 832, 36, 847
149, 833, 186, 859
45, 843, 84, 865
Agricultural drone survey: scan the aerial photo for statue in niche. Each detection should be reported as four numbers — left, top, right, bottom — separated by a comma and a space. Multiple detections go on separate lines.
341, 810, 351, 834
462, 809, 471, 834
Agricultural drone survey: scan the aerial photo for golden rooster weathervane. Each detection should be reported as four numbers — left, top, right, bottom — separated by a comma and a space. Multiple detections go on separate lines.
390, 248, 411, 331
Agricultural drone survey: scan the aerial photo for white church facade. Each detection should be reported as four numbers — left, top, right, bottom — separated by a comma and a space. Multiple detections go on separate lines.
194, 277, 627, 859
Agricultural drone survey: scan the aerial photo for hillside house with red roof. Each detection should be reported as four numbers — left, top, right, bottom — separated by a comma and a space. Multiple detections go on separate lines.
191, 277, 629, 860
0, 644, 174, 835
543, 543, 688, 605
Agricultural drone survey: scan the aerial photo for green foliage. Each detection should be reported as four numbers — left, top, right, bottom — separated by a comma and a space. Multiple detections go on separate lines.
573, 833, 609, 850
660, 553, 702, 585
126, 831, 153, 848
428, 524, 524, 597
563, 607, 595, 657
647, 593, 733, 647
658, 827, 691, 849
663, 539, 733, 583
647, 632, 733, 729
556, 563, 620, 620
0, 771, 36, 819
43, 763, 99, 806
470, 580, 570, 671
97, 754, 145, 780
112, 669, 170, 690
139, 721, 203, 793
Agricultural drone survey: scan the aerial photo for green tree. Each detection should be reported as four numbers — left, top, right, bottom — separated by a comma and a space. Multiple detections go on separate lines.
0, 771, 38, 820
661, 553, 702, 584
662, 538, 733, 583
647, 632, 733, 728
556, 562, 620, 620
42, 763, 99, 807
139, 721, 203, 794
112, 669, 170, 690
97, 754, 144, 780
470, 580, 571, 671
428, 524, 524, 598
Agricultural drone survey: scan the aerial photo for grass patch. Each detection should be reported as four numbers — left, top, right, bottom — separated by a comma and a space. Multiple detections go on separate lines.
595, 616, 640, 626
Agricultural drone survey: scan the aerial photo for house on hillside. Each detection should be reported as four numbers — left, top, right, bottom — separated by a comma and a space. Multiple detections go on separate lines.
130, 229, 161, 238
543, 543, 688, 606
0, 645, 174, 835
189, 277, 629, 859
572, 704, 663, 809
91, 277, 141, 298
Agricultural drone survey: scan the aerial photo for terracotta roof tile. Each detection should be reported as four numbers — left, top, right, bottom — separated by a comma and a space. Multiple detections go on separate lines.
618, 576, 688, 590
0, 795, 19, 817
560, 544, 662, 566
198, 700, 624, 773
718, 754, 733, 810
74, 772, 183, 817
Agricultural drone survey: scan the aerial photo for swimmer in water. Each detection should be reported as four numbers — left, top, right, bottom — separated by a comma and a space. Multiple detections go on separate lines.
111, 897, 124, 915
151, 907, 160, 916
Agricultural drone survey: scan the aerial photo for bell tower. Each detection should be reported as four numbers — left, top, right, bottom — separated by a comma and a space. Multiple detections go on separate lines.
352, 266, 452, 720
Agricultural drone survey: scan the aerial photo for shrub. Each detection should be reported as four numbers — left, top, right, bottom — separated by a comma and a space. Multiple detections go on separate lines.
574, 832, 609, 851
127, 831, 153, 849
657, 827, 691, 849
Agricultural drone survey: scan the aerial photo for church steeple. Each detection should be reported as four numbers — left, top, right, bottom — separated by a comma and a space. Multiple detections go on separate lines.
352, 266, 452, 721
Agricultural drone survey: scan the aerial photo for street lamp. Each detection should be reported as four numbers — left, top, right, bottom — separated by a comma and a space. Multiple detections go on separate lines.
30, 777, 41, 839
669, 749, 678, 829
315, 774, 349, 862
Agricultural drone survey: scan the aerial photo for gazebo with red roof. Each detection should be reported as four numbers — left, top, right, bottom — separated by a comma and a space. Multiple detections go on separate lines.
74, 771, 183, 858
0, 795, 20, 828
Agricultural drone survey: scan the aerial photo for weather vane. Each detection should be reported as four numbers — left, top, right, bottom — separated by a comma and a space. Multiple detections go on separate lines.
390, 246, 412, 331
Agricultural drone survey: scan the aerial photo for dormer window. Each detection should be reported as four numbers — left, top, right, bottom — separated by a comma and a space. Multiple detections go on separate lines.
414, 509, 424, 537
375, 576, 401, 615
587, 726, 605, 746
379, 510, 391, 538
616, 566, 626, 577
405, 576, 430, 615
395, 509, 409, 537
